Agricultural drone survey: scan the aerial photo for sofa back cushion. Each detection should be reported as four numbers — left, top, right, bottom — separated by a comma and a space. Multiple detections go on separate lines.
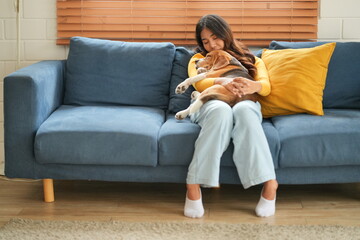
65, 37, 175, 108
168, 47, 194, 113
268, 41, 360, 109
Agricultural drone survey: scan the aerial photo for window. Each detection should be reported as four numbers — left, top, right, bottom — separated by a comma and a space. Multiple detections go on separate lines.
57, 0, 319, 47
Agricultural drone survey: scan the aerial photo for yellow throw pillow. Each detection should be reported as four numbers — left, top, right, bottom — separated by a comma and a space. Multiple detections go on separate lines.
259, 42, 336, 118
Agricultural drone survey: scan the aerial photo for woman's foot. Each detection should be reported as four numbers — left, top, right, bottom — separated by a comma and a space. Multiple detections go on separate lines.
255, 179, 278, 217
262, 179, 278, 200
186, 184, 201, 200
184, 184, 204, 218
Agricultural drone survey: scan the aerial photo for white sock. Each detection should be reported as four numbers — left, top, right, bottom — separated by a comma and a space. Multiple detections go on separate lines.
255, 194, 276, 217
184, 191, 204, 218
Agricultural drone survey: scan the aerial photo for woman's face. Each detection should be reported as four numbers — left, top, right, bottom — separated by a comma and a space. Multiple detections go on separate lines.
200, 28, 225, 53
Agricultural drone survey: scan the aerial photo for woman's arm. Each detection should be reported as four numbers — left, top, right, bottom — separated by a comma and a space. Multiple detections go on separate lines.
254, 56, 271, 96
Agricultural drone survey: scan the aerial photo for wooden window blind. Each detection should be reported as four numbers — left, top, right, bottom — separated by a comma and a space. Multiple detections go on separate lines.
57, 0, 319, 47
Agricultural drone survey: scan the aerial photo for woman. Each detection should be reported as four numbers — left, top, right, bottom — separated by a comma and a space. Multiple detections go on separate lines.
184, 14, 278, 218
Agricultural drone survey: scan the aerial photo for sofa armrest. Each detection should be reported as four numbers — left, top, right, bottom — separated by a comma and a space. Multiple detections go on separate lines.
4, 60, 65, 178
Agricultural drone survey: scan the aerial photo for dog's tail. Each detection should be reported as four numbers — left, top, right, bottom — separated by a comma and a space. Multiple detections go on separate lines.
189, 94, 221, 115
199, 94, 220, 103
199, 93, 238, 107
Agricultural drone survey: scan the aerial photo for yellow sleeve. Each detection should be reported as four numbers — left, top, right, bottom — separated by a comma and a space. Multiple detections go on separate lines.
188, 53, 215, 92
254, 56, 271, 96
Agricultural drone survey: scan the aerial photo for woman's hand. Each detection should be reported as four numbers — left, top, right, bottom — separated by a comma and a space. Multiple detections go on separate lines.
215, 77, 262, 97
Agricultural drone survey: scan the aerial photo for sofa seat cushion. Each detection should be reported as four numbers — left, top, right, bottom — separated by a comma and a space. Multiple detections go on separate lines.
272, 109, 360, 168
65, 37, 175, 108
262, 119, 281, 169
159, 115, 280, 169
158, 115, 200, 166
35, 105, 165, 166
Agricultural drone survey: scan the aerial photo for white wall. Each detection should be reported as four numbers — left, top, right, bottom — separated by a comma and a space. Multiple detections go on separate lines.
318, 0, 360, 41
0, 0, 360, 175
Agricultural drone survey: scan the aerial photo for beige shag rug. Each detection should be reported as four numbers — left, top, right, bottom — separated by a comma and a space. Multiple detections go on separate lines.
0, 219, 359, 240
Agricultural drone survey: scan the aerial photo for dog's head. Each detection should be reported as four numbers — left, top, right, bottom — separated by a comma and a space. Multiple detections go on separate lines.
196, 50, 247, 72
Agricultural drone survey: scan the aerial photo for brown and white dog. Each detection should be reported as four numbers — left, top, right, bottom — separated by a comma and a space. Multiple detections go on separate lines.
175, 50, 258, 120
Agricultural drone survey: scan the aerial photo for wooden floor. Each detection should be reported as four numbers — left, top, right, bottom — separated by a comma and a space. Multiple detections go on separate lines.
1, 177, 360, 227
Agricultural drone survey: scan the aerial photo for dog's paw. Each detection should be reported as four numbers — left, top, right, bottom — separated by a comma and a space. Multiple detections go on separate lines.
191, 91, 200, 100
175, 110, 189, 120
197, 67, 207, 74
175, 81, 190, 94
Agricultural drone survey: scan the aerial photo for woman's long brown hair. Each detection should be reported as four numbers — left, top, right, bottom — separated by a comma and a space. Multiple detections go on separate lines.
194, 14, 257, 78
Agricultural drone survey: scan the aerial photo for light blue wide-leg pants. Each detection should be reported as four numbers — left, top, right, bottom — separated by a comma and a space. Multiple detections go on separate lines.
187, 100, 276, 189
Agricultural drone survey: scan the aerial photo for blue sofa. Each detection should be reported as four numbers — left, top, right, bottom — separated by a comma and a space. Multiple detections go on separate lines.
4, 37, 360, 202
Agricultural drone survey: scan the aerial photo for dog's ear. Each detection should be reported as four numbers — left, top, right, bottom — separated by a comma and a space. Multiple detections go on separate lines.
212, 55, 230, 70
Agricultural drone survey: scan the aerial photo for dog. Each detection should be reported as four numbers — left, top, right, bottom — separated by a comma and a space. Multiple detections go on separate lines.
175, 50, 258, 120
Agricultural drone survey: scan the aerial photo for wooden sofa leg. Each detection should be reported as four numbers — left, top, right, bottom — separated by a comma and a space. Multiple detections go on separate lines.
43, 179, 55, 203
